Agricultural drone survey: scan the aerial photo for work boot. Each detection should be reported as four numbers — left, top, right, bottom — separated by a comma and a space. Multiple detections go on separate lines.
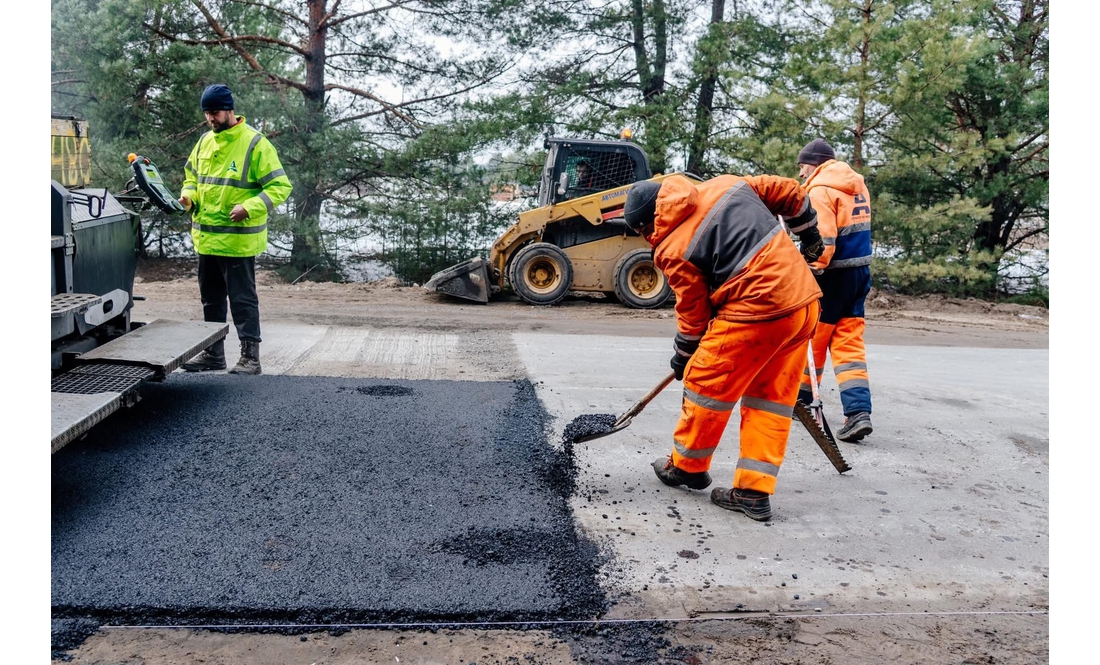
228, 341, 262, 375
182, 341, 226, 372
652, 456, 712, 490
836, 412, 872, 442
710, 487, 772, 521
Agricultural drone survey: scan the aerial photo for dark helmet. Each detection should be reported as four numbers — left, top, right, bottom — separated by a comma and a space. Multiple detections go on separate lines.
623, 180, 662, 231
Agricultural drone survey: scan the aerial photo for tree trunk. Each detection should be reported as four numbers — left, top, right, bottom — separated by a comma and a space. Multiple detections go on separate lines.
974, 155, 1016, 252
630, 0, 669, 173
852, 0, 873, 170
289, 0, 329, 274
686, 0, 726, 176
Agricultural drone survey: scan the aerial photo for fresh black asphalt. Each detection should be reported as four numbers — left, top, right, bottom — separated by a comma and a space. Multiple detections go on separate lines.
52, 374, 607, 628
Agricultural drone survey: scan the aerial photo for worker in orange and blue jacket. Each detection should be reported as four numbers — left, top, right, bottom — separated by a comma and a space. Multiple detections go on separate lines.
623, 172, 825, 522
794, 139, 874, 442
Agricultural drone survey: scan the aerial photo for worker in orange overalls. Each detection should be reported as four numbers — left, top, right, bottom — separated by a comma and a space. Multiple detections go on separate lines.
622, 173, 824, 522
795, 139, 874, 442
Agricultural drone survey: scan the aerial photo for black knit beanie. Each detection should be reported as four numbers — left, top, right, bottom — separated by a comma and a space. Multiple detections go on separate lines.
797, 138, 835, 166
200, 84, 235, 112
624, 180, 662, 231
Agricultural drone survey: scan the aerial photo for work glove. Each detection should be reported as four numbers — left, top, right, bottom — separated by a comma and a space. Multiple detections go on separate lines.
784, 204, 824, 265
670, 333, 701, 381
670, 353, 689, 381
798, 229, 825, 264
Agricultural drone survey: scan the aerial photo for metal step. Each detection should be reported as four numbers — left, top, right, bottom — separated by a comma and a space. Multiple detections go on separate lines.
52, 319, 229, 453
51, 292, 101, 317
74, 319, 229, 378
51, 293, 103, 341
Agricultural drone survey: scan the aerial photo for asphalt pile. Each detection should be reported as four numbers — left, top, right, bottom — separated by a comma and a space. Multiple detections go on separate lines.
562, 413, 619, 444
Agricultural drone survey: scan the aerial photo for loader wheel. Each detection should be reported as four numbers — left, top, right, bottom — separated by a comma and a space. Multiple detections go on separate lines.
613, 249, 672, 309
510, 242, 573, 306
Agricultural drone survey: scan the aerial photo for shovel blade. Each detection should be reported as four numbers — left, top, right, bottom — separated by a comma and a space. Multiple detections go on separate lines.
571, 417, 633, 443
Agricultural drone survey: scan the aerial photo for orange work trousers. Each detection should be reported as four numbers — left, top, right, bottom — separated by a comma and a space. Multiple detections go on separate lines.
800, 317, 871, 416
800, 266, 872, 415
671, 301, 819, 495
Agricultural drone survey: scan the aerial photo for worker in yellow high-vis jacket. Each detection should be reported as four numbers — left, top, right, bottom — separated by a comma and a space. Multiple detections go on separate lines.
178, 84, 293, 375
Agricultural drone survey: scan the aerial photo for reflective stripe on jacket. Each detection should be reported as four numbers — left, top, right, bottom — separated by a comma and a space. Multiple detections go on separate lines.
181, 116, 293, 257
645, 174, 823, 335
802, 160, 872, 272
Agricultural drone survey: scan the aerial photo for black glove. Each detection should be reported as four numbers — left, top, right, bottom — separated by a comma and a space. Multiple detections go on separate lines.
785, 204, 824, 264
799, 229, 825, 263
670, 353, 689, 381
670, 333, 700, 381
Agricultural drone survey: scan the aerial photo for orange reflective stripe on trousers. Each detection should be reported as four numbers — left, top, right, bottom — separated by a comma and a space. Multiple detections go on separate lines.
671, 301, 818, 494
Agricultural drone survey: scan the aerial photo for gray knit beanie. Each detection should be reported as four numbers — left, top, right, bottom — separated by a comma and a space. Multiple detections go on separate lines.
797, 138, 835, 166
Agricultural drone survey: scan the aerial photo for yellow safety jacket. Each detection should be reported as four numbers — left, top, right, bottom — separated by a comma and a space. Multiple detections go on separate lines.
181, 116, 293, 257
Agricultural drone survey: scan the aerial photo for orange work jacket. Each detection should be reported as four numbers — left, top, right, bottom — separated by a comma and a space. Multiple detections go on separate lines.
802, 159, 873, 273
645, 174, 823, 340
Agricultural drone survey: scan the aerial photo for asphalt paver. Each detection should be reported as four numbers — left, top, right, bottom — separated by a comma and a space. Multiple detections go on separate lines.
52, 375, 606, 634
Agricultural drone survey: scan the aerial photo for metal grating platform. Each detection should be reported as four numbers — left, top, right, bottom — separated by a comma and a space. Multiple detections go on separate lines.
52, 363, 155, 395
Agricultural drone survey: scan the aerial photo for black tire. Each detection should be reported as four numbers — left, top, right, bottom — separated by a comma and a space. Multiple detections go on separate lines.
510, 242, 574, 306
504, 243, 527, 297
613, 249, 672, 309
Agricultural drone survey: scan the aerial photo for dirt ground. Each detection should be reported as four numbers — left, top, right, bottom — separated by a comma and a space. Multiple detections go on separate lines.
53, 258, 1050, 664
130, 257, 1048, 349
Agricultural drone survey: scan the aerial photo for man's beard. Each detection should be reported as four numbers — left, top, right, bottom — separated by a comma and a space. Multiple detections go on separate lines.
209, 117, 232, 132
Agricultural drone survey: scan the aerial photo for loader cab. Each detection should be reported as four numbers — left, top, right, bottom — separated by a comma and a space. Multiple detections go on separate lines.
538, 138, 652, 207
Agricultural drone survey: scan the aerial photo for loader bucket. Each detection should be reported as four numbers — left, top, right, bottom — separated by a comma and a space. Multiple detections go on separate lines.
424, 256, 491, 303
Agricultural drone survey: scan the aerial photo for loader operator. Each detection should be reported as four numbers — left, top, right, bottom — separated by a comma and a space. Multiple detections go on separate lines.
178, 84, 293, 375
623, 173, 824, 522
795, 139, 874, 442
576, 161, 596, 189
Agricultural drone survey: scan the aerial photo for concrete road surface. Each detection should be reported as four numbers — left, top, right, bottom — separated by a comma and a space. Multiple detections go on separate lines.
512, 333, 1048, 619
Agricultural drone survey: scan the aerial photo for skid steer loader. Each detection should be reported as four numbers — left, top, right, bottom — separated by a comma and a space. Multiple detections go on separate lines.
426, 136, 694, 308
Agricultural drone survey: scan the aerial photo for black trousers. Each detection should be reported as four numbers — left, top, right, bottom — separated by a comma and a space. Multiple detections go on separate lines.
197, 254, 261, 346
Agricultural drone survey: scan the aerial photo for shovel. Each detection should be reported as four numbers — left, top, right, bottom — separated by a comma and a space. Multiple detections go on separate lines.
570, 370, 677, 443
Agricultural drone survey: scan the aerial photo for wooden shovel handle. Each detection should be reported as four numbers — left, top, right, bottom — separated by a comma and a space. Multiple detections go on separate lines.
617, 370, 677, 425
